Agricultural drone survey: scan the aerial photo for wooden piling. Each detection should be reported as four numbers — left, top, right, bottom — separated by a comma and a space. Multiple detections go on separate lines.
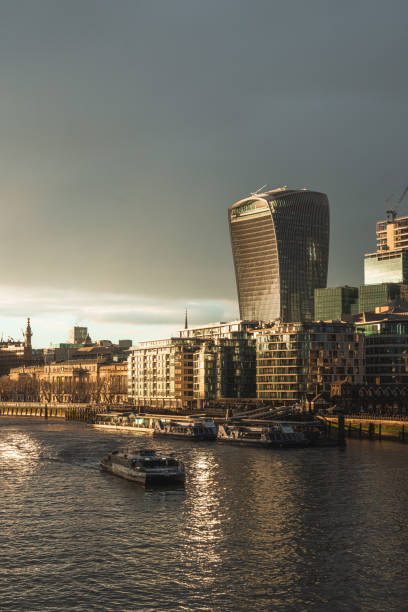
338, 413, 345, 446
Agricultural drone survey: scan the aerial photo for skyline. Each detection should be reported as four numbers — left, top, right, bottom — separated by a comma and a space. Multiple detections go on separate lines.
0, 285, 238, 348
0, 1, 407, 345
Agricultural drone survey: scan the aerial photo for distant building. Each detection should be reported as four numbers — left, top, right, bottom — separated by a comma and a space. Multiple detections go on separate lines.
355, 305, 408, 385
68, 326, 88, 345
46, 333, 131, 364
255, 321, 364, 406
0, 318, 39, 376
318, 214, 408, 322
128, 322, 257, 411
364, 250, 408, 285
358, 283, 408, 313
118, 339, 132, 349
364, 215, 408, 285
228, 187, 329, 322
376, 215, 408, 253
45, 343, 83, 363
314, 286, 359, 321
71, 342, 130, 363
179, 320, 259, 339
314, 284, 408, 320
7, 360, 127, 404
128, 338, 200, 411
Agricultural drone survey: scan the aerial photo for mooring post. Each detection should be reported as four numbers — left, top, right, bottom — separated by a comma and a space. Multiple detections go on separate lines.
378, 423, 382, 441
369, 422, 374, 439
44, 404, 48, 419
359, 422, 362, 438
348, 422, 352, 437
402, 424, 405, 442
338, 412, 345, 446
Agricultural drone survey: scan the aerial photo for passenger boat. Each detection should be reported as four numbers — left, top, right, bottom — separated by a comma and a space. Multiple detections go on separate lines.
217, 422, 308, 448
153, 418, 217, 441
100, 448, 185, 485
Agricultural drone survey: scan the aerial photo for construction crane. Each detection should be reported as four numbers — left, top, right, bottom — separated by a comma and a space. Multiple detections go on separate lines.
386, 184, 408, 221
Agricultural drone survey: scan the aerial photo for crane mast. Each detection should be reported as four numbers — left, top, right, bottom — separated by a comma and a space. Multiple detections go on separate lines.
386, 184, 408, 222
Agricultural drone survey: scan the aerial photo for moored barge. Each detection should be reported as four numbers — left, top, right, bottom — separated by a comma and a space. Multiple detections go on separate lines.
153, 418, 217, 441
217, 422, 308, 448
93, 413, 155, 434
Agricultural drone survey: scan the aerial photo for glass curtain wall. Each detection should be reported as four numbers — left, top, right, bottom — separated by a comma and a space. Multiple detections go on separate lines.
229, 189, 329, 323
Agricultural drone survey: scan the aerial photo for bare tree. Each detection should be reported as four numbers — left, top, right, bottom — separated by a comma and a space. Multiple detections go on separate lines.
39, 379, 52, 403
0, 376, 14, 400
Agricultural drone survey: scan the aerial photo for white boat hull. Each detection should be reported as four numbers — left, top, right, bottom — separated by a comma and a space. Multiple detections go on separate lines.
100, 461, 185, 485
93, 424, 153, 434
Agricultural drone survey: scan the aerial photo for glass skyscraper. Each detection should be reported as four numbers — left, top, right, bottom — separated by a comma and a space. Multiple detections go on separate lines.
228, 187, 330, 322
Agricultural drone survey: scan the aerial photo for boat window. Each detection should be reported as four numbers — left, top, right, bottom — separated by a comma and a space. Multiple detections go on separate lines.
142, 458, 166, 467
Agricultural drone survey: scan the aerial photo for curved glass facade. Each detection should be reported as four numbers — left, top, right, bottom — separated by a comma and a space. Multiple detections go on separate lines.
229, 188, 330, 322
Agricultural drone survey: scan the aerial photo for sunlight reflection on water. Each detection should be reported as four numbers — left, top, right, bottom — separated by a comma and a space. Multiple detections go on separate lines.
1, 418, 408, 611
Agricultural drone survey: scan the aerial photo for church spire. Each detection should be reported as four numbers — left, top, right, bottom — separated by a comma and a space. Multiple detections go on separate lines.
25, 317, 32, 348
184, 307, 188, 330
24, 317, 33, 362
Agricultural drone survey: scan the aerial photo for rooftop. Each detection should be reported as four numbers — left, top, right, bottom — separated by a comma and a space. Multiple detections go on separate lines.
229, 187, 324, 211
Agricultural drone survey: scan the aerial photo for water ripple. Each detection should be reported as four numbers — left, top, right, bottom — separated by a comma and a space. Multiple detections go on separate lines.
1, 417, 408, 610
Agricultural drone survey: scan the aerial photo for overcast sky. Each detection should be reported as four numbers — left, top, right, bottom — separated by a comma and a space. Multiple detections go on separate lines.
0, 0, 407, 346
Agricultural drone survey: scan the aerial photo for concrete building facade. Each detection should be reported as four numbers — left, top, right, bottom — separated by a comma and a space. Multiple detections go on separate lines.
128, 338, 200, 411
6, 360, 127, 404
128, 322, 258, 411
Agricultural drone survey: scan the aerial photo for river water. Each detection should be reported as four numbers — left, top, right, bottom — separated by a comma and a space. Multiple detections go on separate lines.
1, 417, 408, 611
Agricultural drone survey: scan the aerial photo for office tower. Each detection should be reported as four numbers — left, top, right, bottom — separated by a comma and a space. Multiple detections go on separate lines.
314, 286, 359, 321
364, 215, 408, 284
68, 326, 88, 345
229, 187, 330, 322
358, 283, 408, 313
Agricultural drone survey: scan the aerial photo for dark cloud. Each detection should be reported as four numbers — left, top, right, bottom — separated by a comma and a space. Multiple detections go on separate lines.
0, 0, 406, 304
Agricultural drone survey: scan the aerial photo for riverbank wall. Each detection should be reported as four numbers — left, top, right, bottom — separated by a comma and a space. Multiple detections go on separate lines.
0, 402, 97, 421
319, 415, 408, 443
